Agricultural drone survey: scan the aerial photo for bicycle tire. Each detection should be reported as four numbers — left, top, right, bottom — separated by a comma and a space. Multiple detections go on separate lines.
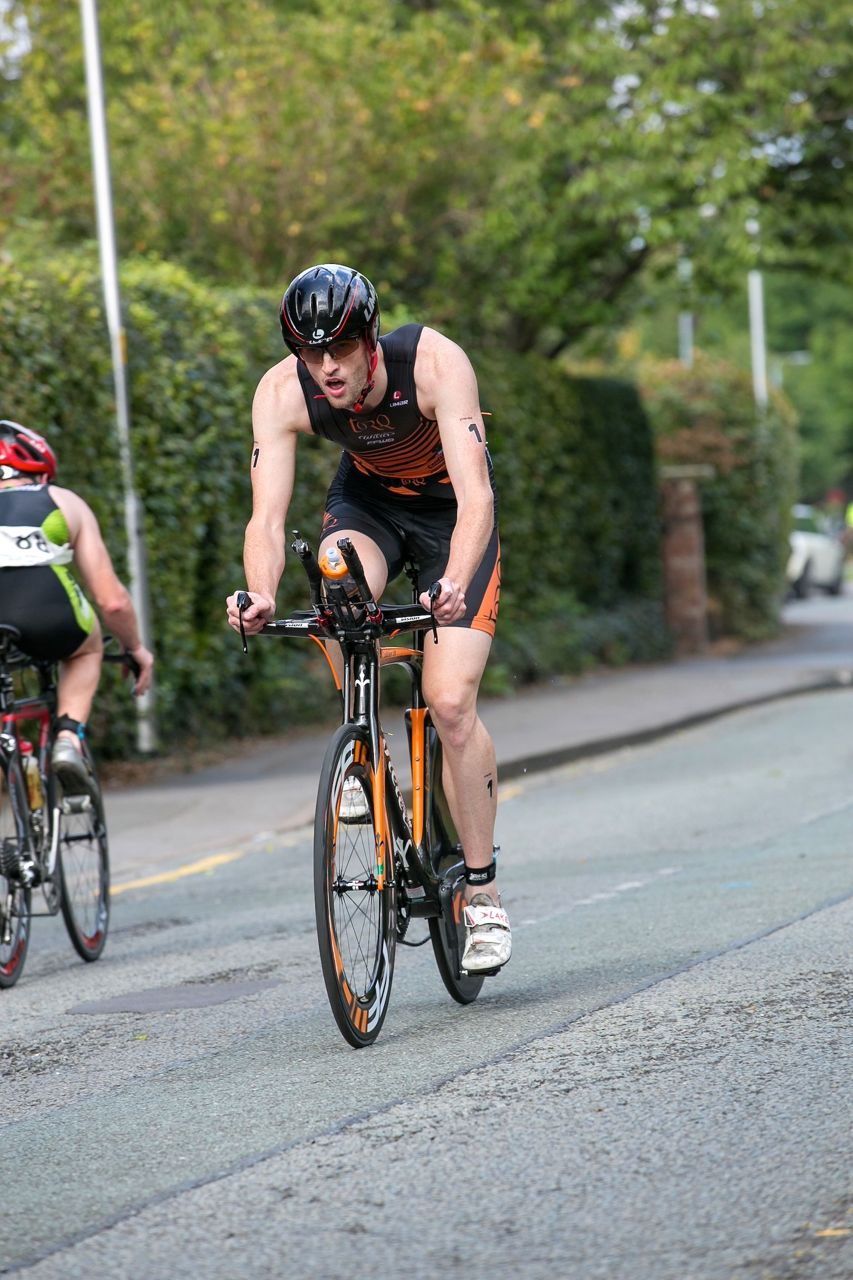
428, 872, 485, 1004
425, 733, 484, 1005
314, 723, 396, 1047
0, 758, 32, 988
55, 764, 109, 962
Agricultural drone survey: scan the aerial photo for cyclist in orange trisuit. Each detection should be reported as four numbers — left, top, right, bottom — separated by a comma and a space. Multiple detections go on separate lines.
0, 420, 154, 792
226, 263, 511, 973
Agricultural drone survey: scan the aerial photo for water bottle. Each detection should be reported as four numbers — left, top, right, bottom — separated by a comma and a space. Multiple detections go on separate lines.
21, 742, 45, 811
319, 547, 360, 604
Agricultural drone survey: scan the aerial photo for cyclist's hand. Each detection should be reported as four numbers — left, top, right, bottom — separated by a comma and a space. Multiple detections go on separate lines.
226, 589, 275, 635
419, 577, 466, 625
126, 644, 154, 696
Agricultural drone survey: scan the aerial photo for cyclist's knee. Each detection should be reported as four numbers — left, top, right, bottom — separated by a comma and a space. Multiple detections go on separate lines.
425, 686, 478, 746
318, 530, 388, 598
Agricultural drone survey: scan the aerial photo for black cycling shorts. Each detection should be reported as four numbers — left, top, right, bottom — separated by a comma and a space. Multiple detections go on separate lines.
0, 565, 94, 661
320, 468, 500, 637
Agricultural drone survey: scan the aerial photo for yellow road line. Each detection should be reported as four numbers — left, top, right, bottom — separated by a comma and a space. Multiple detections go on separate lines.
112, 850, 243, 896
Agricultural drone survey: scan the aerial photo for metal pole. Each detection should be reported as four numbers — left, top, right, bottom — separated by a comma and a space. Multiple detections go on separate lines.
748, 269, 769, 411
79, 0, 156, 751
677, 256, 694, 368
677, 311, 694, 368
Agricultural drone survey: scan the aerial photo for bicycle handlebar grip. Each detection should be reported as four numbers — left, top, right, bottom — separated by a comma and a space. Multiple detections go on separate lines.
124, 651, 142, 679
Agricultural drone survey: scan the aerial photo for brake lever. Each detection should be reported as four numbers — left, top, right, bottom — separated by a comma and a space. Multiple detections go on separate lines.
427, 580, 442, 644
236, 590, 251, 654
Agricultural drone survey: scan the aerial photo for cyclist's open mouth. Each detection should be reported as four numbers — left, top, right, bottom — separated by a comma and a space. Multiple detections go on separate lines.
325, 377, 348, 400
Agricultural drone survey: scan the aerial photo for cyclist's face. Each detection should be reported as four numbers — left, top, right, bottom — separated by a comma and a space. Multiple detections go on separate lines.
295, 336, 369, 408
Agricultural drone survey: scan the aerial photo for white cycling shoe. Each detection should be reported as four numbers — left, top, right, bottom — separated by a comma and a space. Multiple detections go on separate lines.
51, 736, 92, 796
339, 776, 371, 823
461, 894, 512, 974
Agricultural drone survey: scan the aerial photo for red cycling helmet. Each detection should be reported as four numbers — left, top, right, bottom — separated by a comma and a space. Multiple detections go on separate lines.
0, 420, 57, 480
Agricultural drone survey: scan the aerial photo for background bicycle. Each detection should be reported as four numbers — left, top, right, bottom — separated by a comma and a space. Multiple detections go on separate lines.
238, 534, 486, 1046
0, 629, 137, 989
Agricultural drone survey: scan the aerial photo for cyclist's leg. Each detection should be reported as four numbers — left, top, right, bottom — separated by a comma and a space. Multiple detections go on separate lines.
318, 473, 405, 601
55, 617, 103, 728
420, 525, 509, 971
317, 477, 406, 678
418, 520, 501, 889
422, 627, 510, 972
318, 527, 389, 598
318, 497, 404, 821
422, 626, 497, 885
52, 620, 103, 793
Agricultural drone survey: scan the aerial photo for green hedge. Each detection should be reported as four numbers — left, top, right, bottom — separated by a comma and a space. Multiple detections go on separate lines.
1, 254, 668, 756
638, 355, 798, 641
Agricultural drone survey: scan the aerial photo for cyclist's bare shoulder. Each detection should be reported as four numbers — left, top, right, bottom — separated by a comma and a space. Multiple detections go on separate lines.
253, 354, 313, 440
414, 326, 479, 419
46, 485, 95, 541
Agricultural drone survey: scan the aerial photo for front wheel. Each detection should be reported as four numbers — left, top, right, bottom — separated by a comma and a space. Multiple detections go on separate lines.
314, 724, 396, 1047
0, 760, 32, 988
56, 775, 109, 962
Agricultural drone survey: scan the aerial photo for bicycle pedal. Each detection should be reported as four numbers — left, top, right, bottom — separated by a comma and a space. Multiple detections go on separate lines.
61, 794, 93, 815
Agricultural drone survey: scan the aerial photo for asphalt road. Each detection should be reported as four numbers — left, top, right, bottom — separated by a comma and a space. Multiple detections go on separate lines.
1, 684, 851, 1278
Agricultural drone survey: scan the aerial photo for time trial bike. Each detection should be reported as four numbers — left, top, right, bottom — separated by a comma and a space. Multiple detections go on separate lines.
237, 534, 488, 1048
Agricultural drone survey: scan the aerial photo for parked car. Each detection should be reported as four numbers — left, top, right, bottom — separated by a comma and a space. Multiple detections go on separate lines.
786, 504, 846, 597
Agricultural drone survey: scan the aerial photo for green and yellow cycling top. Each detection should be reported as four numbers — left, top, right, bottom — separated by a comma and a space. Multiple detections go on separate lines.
0, 483, 73, 567
0, 484, 94, 661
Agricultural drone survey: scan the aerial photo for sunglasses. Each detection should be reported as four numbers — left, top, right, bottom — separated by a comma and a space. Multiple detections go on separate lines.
294, 336, 363, 365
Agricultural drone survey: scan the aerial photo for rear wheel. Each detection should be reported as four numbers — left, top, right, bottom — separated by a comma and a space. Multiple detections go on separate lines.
56, 768, 109, 962
428, 862, 485, 1006
425, 733, 484, 1005
314, 724, 396, 1047
0, 760, 31, 988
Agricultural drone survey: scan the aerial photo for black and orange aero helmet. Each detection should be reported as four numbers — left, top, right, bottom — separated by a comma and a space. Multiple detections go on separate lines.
0, 420, 57, 480
280, 264, 379, 356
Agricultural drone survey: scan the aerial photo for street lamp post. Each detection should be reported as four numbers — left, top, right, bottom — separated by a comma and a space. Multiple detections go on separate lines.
79, 0, 156, 751
748, 269, 769, 411
677, 256, 694, 369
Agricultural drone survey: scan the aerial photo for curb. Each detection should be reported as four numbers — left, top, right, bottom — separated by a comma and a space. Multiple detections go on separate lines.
497, 674, 849, 784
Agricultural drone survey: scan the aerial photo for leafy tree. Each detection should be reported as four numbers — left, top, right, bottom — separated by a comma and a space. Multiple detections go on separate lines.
616, 269, 852, 501
1, 0, 848, 356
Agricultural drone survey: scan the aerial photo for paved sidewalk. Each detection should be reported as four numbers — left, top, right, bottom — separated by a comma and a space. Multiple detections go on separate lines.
104, 595, 853, 882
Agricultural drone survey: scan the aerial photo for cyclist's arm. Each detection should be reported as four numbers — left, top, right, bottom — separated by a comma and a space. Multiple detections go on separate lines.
415, 329, 495, 623
50, 486, 154, 693
226, 360, 307, 635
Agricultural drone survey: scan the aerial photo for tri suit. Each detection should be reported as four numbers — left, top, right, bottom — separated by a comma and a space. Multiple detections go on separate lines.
0, 484, 94, 660
297, 323, 501, 636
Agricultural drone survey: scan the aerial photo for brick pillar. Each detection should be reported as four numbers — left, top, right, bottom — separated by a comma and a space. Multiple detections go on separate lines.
660, 470, 710, 654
